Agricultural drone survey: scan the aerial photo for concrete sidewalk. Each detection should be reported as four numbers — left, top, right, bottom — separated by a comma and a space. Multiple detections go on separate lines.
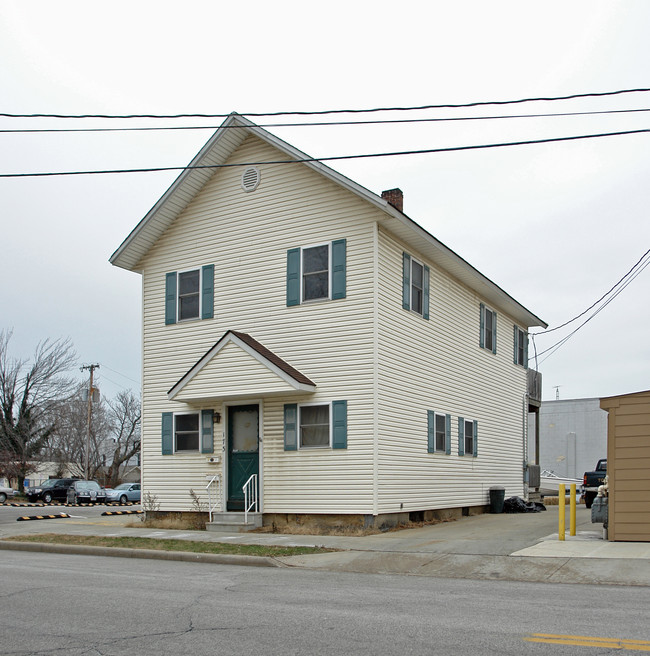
2, 505, 649, 586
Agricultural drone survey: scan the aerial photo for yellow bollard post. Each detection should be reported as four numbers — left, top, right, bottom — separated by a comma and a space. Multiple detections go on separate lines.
558, 484, 566, 541
570, 483, 576, 536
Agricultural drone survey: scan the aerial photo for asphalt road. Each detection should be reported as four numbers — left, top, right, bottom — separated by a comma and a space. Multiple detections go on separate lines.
2, 551, 650, 656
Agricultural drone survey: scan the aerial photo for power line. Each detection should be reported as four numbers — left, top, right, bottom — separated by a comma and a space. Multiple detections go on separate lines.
531, 246, 650, 336
1, 107, 649, 134
1, 127, 649, 179
531, 249, 650, 365
1, 87, 649, 120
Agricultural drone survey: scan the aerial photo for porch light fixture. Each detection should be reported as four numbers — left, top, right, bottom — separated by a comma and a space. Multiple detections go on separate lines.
213, 412, 221, 424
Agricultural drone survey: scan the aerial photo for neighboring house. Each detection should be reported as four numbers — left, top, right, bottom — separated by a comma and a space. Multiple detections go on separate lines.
110, 113, 546, 528
528, 398, 608, 480
600, 390, 650, 542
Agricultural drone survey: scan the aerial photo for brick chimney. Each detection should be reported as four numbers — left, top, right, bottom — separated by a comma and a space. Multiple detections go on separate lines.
381, 188, 403, 213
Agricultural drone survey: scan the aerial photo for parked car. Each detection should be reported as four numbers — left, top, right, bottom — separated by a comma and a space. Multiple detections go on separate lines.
26, 478, 78, 503
105, 483, 141, 504
66, 480, 107, 505
0, 485, 17, 504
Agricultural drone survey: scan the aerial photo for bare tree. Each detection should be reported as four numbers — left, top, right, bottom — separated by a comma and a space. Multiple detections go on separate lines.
0, 330, 77, 488
47, 383, 111, 481
105, 390, 141, 488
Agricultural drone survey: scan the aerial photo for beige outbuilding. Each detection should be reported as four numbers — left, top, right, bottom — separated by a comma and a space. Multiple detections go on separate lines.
600, 390, 650, 542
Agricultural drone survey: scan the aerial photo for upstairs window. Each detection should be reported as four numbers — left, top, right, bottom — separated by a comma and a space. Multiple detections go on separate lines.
402, 253, 430, 320
302, 245, 330, 301
514, 326, 528, 368
165, 265, 214, 325
480, 303, 497, 354
286, 240, 346, 306
178, 269, 201, 320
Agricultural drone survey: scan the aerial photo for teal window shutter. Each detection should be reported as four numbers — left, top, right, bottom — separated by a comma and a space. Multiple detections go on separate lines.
165, 273, 177, 325
445, 414, 452, 455
427, 411, 435, 453
473, 420, 478, 457
201, 409, 214, 454
162, 412, 173, 455
458, 417, 465, 456
201, 265, 214, 319
331, 239, 347, 300
479, 303, 485, 348
286, 249, 301, 306
402, 253, 411, 310
513, 325, 518, 365
332, 400, 348, 449
492, 311, 497, 354
423, 265, 430, 320
284, 404, 297, 450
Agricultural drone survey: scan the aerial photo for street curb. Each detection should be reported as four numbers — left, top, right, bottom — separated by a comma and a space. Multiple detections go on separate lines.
0, 540, 282, 568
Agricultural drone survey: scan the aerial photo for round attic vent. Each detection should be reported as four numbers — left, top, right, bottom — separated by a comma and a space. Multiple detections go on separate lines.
241, 167, 261, 192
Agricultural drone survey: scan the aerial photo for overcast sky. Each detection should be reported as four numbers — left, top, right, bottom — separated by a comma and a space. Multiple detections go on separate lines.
1, 1, 648, 403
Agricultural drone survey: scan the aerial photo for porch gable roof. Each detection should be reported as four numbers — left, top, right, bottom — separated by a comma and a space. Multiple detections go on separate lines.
168, 330, 316, 402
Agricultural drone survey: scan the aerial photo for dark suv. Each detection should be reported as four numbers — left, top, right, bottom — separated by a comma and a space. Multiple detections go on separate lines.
26, 478, 78, 503
66, 480, 107, 505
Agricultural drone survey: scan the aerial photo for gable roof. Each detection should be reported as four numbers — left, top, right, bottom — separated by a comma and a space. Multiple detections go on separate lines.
110, 113, 546, 329
168, 330, 316, 402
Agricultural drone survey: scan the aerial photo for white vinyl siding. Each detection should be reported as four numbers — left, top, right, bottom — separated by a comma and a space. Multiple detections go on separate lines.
376, 227, 527, 514
138, 136, 376, 512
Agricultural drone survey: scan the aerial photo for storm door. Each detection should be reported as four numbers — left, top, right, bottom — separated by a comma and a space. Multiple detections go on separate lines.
227, 404, 259, 511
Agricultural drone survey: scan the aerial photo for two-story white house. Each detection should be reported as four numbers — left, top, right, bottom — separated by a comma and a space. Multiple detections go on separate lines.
110, 113, 546, 530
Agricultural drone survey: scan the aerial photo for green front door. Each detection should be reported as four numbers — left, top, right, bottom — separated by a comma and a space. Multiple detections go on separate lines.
227, 404, 259, 511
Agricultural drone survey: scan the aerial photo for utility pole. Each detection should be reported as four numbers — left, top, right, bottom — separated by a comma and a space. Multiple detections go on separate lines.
553, 385, 562, 401
81, 364, 100, 480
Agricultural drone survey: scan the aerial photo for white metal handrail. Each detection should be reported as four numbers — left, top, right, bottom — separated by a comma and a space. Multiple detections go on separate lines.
205, 474, 222, 522
243, 474, 258, 524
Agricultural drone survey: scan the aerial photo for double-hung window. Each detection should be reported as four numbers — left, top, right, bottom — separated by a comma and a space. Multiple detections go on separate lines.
302, 245, 330, 301
286, 240, 346, 306
165, 265, 214, 325
480, 303, 497, 354
178, 270, 201, 320
299, 404, 331, 448
514, 326, 528, 367
458, 417, 478, 457
174, 413, 199, 451
402, 253, 429, 319
161, 410, 214, 455
283, 401, 348, 450
427, 411, 451, 454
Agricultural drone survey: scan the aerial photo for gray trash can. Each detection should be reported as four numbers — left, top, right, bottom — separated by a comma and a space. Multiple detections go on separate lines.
489, 486, 505, 514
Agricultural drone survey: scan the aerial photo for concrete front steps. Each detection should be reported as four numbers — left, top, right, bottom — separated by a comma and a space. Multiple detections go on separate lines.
206, 512, 263, 533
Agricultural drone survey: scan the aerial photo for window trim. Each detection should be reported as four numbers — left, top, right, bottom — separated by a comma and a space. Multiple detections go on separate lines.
402, 252, 430, 319
514, 325, 528, 368
173, 411, 201, 453
428, 411, 451, 454
300, 242, 331, 304
176, 267, 202, 322
298, 402, 332, 449
458, 417, 478, 457
480, 303, 497, 354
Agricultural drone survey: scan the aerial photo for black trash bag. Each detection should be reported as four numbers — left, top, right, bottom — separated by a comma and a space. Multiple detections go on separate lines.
503, 496, 546, 513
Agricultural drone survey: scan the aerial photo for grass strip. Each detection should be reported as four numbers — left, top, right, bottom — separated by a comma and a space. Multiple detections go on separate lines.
2, 533, 333, 558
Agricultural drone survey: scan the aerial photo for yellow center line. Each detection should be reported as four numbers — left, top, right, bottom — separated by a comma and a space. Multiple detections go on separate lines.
526, 633, 650, 651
